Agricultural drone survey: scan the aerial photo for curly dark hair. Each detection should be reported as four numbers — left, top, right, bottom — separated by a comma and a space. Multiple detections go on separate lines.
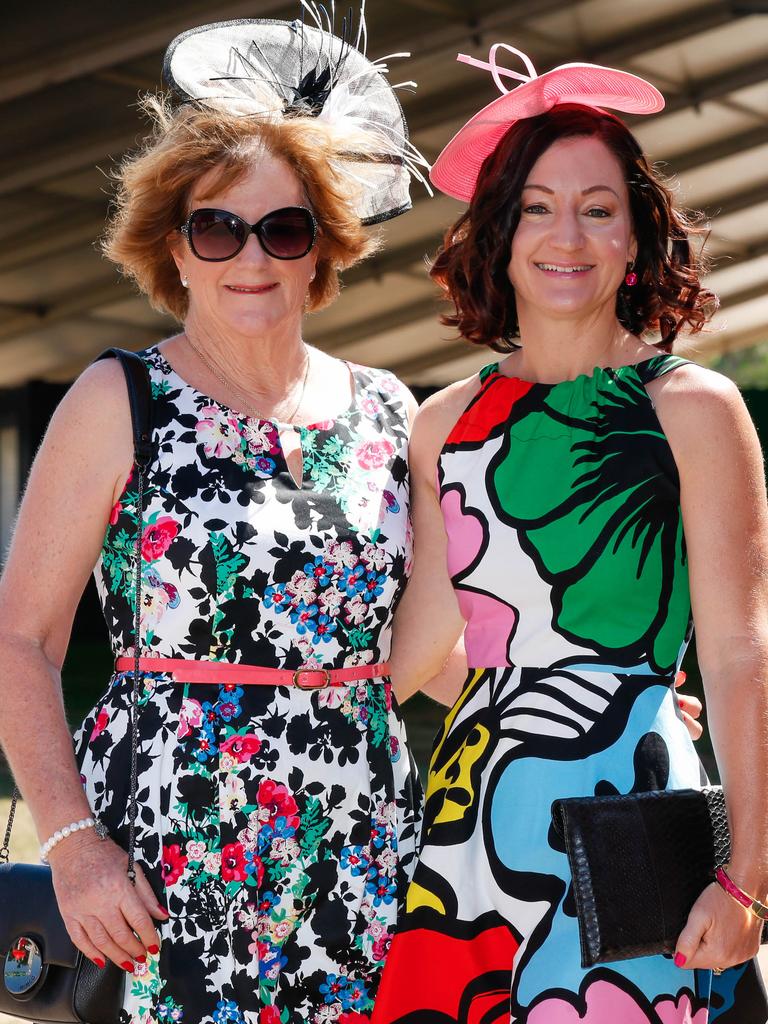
430, 104, 717, 351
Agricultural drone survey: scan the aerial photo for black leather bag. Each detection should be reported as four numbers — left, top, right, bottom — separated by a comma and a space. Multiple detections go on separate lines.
0, 349, 154, 1021
551, 785, 768, 967
0, 866, 124, 1023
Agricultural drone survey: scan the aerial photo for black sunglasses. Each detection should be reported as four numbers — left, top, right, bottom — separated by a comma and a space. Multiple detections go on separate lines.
180, 206, 318, 262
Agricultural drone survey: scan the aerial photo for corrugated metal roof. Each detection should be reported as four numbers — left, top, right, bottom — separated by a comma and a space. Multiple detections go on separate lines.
1, 0, 766, 387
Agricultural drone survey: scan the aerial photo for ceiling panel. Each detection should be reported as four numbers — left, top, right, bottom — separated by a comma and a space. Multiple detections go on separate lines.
1, 0, 767, 388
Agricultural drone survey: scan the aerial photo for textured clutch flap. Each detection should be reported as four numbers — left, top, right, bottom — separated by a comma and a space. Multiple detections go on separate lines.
551, 786, 732, 967
0, 863, 79, 967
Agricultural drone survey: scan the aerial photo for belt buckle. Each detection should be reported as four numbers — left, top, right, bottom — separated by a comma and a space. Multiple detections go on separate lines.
293, 668, 331, 690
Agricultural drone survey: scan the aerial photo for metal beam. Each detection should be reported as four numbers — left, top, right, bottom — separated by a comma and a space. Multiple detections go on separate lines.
696, 323, 768, 361
390, 339, 470, 378
0, 301, 40, 318
309, 295, 440, 353
407, 4, 754, 136
2, 236, 766, 360
0, 204, 107, 273
718, 280, 768, 309
0, 0, 572, 107
0, 279, 130, 343
345, 237, 439, 286
3, 154, 762, 283
93, 69, 158, 92
0, 2, 571, 198
346, 175, 768, 293
0, 0, 289, 104
705, 181, 768, 220
0, 128, 138, 198
644, 56, 768, 121
5, 7, 764, 203
714, 236, 768, 266
582, 2, 736, 66
669, 124, 768, 174
392, 0, 463, 14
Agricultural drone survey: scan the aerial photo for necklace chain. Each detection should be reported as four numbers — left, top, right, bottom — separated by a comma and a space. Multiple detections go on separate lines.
185, 335, 311, 423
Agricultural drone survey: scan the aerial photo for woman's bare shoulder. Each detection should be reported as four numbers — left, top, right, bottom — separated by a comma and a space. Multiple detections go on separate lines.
45, 356, 134, 474
409, 372, 485, 474
63, 355, 133, 409
651, 362, 746, 430
650, 362, 757, 467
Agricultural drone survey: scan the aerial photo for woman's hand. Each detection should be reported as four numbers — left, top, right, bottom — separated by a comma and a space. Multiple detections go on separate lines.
675, 671, 703, 741
49, 829, 167, 970
675, 881, 762, 972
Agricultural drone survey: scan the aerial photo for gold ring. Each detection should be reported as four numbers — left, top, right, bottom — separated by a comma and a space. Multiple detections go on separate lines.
713, 967, 724, 975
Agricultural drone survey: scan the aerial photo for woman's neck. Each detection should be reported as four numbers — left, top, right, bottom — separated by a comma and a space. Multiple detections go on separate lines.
182, 312, 307, 404
507, 305, 652, 384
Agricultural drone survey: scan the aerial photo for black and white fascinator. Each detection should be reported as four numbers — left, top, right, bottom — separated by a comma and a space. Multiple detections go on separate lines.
163, 1, 431, 224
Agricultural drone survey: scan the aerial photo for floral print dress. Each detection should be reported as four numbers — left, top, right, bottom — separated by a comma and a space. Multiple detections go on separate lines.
73, 346, 422, 1024
373, 356, 768, 1024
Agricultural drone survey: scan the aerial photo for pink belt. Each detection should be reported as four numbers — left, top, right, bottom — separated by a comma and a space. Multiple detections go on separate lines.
114, 656, 390, 690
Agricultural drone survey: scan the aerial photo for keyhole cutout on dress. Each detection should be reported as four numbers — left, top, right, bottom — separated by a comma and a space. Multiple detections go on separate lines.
278, 425, 304, 489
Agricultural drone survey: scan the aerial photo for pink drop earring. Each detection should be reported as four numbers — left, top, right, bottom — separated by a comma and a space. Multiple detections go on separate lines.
625, 264, 638, 287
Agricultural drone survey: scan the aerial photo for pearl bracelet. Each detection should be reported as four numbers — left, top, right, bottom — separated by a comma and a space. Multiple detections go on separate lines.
39, 816, 107, 863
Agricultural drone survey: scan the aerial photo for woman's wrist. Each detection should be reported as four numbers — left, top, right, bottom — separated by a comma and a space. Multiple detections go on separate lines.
43, 817, 109, 865
40, 816, 108, 863
717, 864, 768, 918
723, 860, 768, 900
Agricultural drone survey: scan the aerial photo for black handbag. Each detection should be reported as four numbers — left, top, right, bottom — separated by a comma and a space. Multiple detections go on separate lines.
551, 785, 768, 968
0, 348, 155, 1022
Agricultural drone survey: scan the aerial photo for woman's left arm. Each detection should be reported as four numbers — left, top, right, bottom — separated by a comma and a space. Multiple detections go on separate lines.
653, 364, 768, 970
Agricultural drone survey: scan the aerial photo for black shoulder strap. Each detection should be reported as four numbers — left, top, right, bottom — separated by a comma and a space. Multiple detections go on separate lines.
96, 348, 155, 470
96, 347, 154, 882
635, 353, 690, 387
2, 348, 155, 867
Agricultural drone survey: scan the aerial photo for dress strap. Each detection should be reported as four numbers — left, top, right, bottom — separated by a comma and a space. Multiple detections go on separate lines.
478, 362, 500, 384
635, 353, 690, 385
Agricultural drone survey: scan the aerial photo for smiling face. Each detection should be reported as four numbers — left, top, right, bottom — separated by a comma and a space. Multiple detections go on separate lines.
507, 135, 636, 326
170, 150, 318, 339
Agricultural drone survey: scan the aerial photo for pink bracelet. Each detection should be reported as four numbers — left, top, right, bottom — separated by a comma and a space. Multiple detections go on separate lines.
715, 866, 768, 921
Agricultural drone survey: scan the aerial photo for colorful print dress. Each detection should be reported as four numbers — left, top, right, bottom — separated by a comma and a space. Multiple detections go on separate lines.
373, 356, 768, 1024
72, 346, 423, 1024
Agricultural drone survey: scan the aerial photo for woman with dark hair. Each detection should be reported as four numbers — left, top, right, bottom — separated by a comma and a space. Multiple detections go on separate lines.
375, 50, 768, 1024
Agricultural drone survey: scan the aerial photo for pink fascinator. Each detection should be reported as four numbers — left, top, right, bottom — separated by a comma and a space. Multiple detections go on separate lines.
430, 44, 665, 201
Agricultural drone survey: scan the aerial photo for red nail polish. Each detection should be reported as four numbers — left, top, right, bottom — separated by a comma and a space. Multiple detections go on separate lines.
148, 944, 160, 955
135, 954, 146, 964
674, 952, 687, 967
121, 961, 134, 972
157, 904, 170, 916
92, 957, 106, 969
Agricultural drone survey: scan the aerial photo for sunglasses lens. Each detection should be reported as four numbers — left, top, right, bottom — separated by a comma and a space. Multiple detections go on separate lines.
188, 211, 245, 260
259, 208, 315, 259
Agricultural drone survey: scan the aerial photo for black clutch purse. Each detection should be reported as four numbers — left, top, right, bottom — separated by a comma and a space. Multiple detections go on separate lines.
551, 785, 768, 967
0, 349, 154, 1022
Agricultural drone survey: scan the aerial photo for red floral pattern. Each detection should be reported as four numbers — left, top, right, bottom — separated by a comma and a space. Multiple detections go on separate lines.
221, 842, 248, 882
161, 844, 188, 886
141, 516, 179, 561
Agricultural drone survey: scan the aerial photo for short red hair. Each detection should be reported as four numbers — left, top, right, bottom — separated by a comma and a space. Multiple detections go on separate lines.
103, 96, 379, 321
